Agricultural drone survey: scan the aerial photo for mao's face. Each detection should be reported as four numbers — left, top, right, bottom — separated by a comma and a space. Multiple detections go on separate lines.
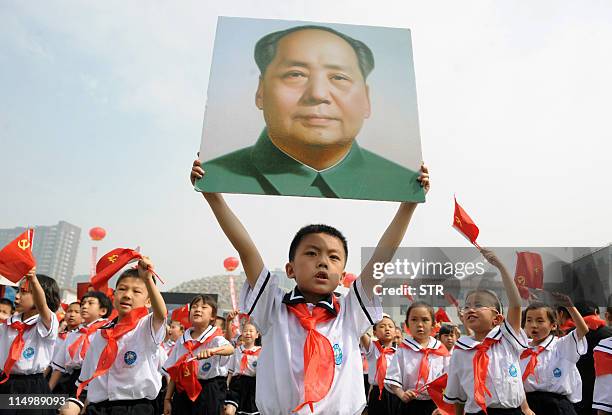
256, 29, 371, 152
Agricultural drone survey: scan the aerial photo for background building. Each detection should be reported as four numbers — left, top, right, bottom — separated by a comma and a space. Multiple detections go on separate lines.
0, 221, 81, 288
170, 268, 295, 313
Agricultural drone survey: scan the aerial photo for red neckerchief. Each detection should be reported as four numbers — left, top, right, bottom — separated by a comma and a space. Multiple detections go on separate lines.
76, 307, 149, 399
473, 337, 500, 414
239, 347, 261, 374
520, 345, 545, 382
373, 341, 395, 399
286, 296, 339, 413
584, 315, 606, 331
560, 319, 575, 334
595, 350, 612, 377
58, 332, 67, 340
0, 316, 36, 384
67, 319, 108, 360
400, 339, 449, 390
165, 327, 224, 402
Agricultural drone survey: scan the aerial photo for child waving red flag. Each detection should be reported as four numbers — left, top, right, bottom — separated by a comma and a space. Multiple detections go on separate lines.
0, 229, 35, 283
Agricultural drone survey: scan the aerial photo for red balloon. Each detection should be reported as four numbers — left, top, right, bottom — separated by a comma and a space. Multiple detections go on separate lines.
89, 227, 106, 241
224, 257, 239, 272
342, 272, 358, 288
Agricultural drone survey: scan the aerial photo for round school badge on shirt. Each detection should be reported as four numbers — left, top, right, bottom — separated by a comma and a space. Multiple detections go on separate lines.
508, 364, 518, 378
124, 351, 138, 365
201, 362, 212, 372
22, 347, 35, 359
333, 343, 343, 365
553, 368, 562, 378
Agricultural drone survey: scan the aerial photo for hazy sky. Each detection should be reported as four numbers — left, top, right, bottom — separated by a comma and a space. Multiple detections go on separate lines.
1, 0, 611, 290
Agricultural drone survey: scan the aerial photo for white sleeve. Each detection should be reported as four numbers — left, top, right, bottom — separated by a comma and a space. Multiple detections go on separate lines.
51, 337, 68, 373
146, 313, 166, 347
36, 312, 59, 340
383, 349, 403, 391
345, 278, 383, 337
76, 332, 100, 390
239, 266, 284, 336
555, 330, 588, 363
227, 351, 238, 374
500, 320, 529, 354
364, 337, 376, 358
161, 342, 181, 375
443, 352, 468, 405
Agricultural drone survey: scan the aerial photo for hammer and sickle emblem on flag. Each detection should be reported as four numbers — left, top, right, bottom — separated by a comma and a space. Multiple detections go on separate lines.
534, 266, 540, 274
107, 254, 119, 263
454, 216, 462, 226
17, 239, 30, 251
183, 365, 190, 377
516, 275, 526, 285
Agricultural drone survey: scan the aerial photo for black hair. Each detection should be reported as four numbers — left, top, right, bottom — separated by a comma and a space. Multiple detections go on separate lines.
189, 295, 218, 319
81, 291, 114, 319
36, 274, 61, 312
438, 323, 458, 336
406, 301, 435, 322
607, 294, 612, 316
373, 315, 396, 331
254, 25, 375, 80
0, 298, 14, 313
575, 300, 599, 317
464, 289, 503, 314
115, 268, 155, 288
289, 224, 348, 262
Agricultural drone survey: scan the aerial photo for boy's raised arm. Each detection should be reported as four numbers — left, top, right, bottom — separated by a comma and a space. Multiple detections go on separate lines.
139, 257, 167, 332
359, 165, 429, 300
191, 159, 264, 289
26, 268, 53, 330
480, 248, 522, 333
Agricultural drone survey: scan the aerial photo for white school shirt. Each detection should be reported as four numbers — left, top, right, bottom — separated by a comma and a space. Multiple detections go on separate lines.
51, 318, 106, 374
239, 266, 382, 415
0, 312, 59, 375
76, 312, 166, 403
162, 325, 231, 380
384, 336, 449, 399
365, 340, 396, 386
443, 321, 528, 413
227, 345, 261, 377
520, 331, 587, 402
593, 337, 612, 413
161, 339, 176, 356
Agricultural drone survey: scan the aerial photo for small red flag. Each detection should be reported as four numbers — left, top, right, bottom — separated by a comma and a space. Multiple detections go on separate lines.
0, 229, 36, 283
435, 307, 451, 323
91, 248, 142, 291
514, 252, 543, 299
452, 198, 481, 248
171, 304, 191, 329
425, 373, 454, 415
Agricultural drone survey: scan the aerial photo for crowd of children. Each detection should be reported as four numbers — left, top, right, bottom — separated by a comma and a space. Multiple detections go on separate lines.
0, 159, 609, 415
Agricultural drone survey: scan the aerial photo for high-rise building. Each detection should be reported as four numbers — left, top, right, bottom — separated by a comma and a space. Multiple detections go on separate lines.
0, 221, 81, 288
